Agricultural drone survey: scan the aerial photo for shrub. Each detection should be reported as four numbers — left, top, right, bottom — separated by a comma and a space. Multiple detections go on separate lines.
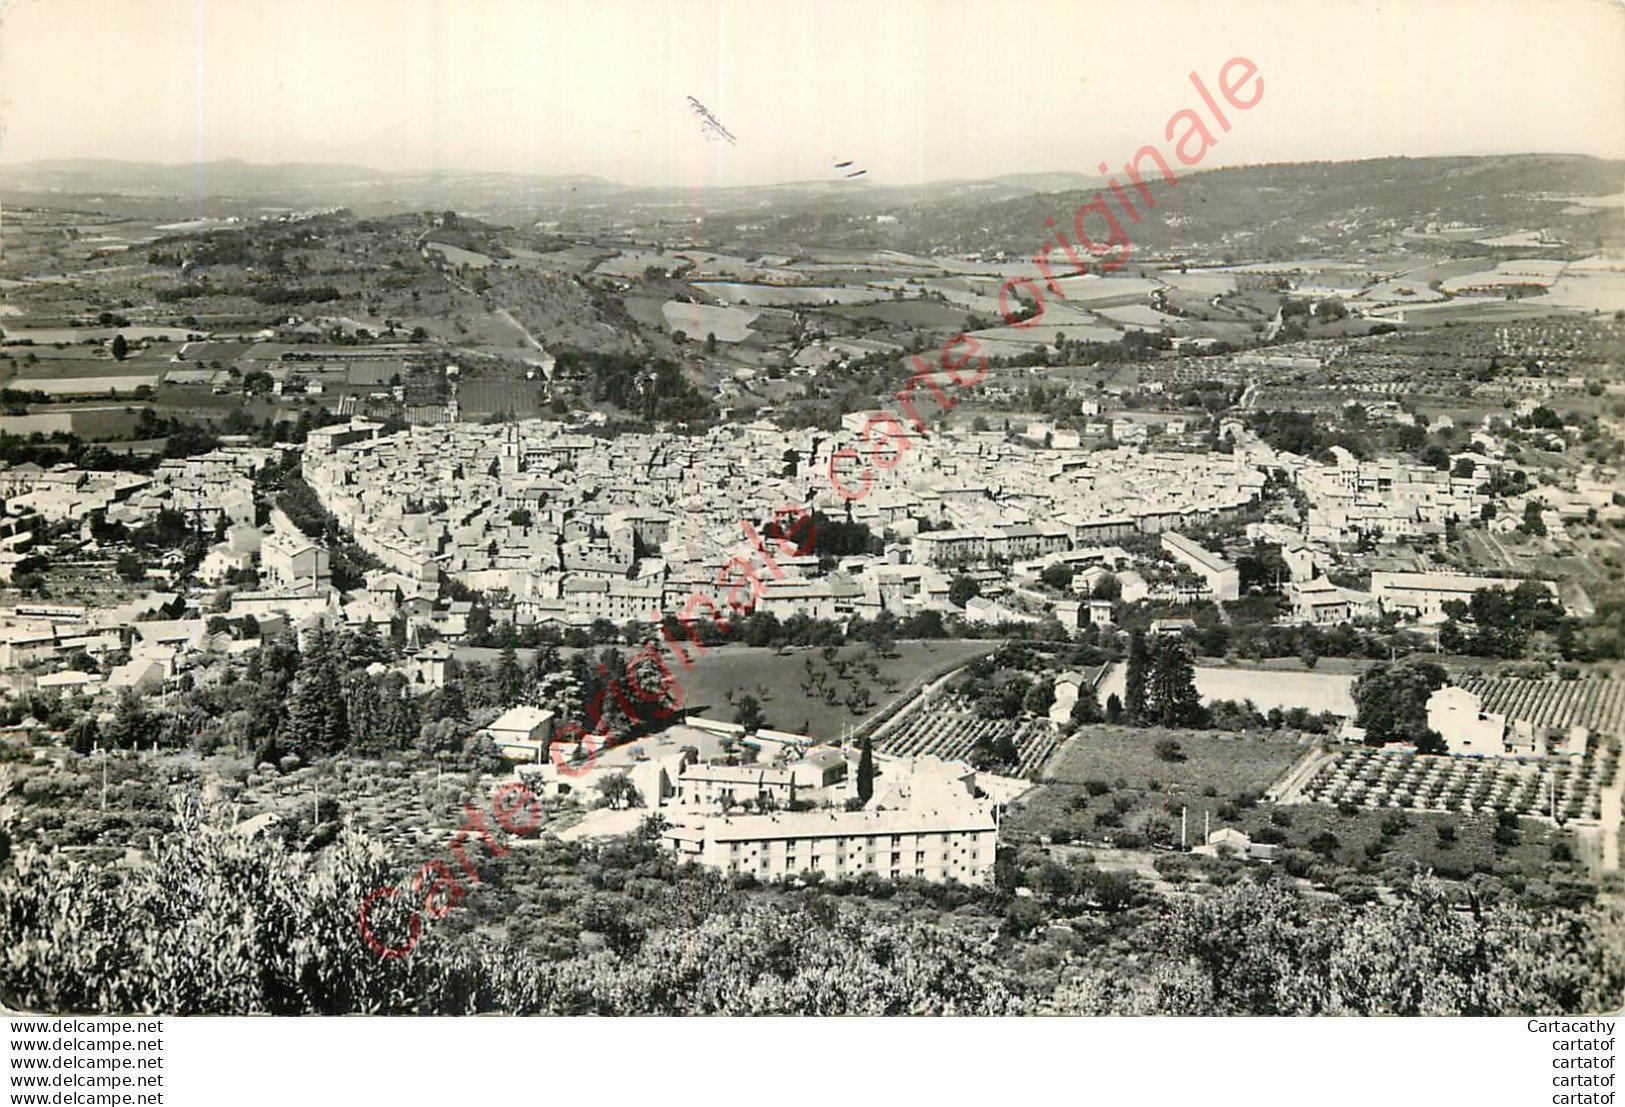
1333, 874, 1378, 904
1279, 849, 1316, 878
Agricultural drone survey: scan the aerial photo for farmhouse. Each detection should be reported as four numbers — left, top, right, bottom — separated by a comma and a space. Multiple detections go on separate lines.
1193, 827, 1277, 861
1288, 578, 1370, 624
481, 705, 557, 762
1426, 686, 1507, 757
1457, 676, 1616, 758
677, 763, 799, 809
1369, 571, 1558, 620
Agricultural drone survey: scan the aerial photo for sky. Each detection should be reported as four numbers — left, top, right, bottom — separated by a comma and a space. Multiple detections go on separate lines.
0, 0, 1620, 188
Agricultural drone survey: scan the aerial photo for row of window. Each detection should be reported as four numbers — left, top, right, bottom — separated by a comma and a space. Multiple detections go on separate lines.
725, 848, 980, 870
730, 831, 982, 854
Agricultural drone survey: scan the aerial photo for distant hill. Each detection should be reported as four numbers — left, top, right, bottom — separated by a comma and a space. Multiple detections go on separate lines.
3, 154, 1619, 259
710, 154, 1625, 260
0, 158, 626, 212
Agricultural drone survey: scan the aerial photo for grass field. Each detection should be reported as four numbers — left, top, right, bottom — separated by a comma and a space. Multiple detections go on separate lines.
1007, 725, 1309, 850
660, 300, 759, 342
670, 639, 997, 738
1044, 725, 1308, 795
1096, 662, 1360, 716
826, 300, 974, 328
692, 282, 888, 306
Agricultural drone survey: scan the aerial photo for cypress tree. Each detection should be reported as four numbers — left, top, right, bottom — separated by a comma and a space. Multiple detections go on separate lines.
1124, 629, 1149, 724
857, 733, 875, 805
496, 641, 523, 704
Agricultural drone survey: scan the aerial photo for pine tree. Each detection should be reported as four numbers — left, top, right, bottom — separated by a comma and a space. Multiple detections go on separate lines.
285, 629, 349, 753
529, 645, 560, 699
434, 679, 467, 724
1124, 629, 1149, 724
68, 715, 99, 756
386, 684, 420, 749
857, 733, 875, 805
352, 622, 388, 666
105, 689, 153, 749
344, 673, 382, 750
1148, 637, 1203, 728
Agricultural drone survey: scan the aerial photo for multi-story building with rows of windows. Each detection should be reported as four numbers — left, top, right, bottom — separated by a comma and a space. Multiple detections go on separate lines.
664, 803, 999, 885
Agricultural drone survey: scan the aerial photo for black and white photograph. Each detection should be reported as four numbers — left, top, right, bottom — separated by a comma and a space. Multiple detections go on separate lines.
0, 0, 1621, 1095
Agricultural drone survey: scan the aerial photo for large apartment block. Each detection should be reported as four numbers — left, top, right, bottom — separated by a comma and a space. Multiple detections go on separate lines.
666, 804, 999, 885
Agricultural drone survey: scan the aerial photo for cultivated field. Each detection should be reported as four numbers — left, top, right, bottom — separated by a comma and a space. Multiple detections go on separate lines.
1297, 746, 1619, 823
692, 282, 889, 306
874, 695, 1063, 778
671, 640, 996, 739
1459, 676, 1625, 738
1007, 730, 1588, 895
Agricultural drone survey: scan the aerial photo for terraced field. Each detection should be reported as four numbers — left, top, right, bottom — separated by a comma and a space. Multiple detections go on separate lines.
1458, 677, 1625, 738
874, 695, 1063, 778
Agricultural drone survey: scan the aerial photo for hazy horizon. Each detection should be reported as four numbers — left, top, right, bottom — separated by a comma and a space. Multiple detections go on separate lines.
0, 0, 1621, 189
3, 148, 1623, 193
